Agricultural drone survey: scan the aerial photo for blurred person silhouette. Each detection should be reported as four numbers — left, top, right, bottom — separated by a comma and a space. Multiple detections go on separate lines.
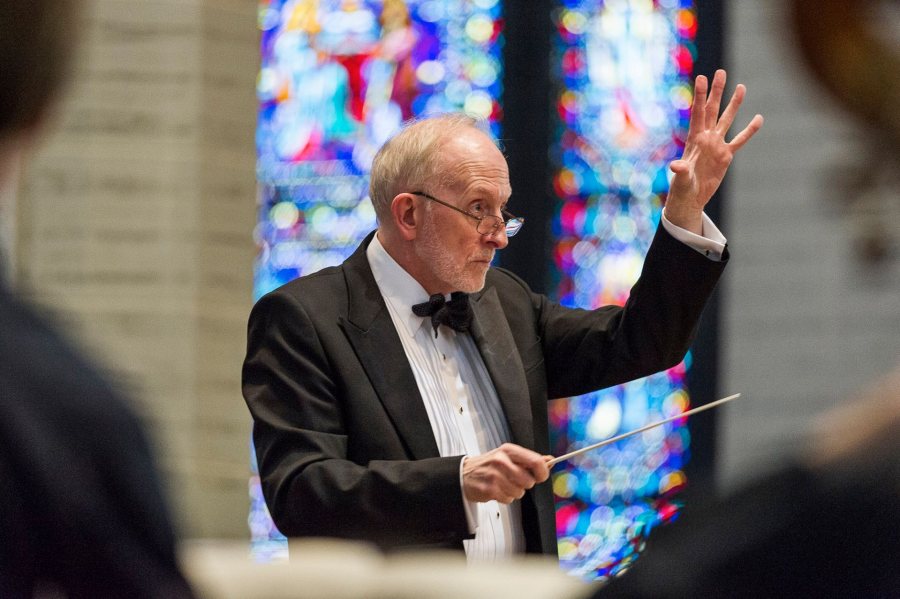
595, 366, 900, 598
0, 2, 194, 597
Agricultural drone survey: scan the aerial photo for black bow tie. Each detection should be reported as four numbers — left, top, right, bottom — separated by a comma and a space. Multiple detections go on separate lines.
412, 292, 473, 338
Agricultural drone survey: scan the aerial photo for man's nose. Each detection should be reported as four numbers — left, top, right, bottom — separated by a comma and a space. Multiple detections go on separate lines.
483, 225, 508, 249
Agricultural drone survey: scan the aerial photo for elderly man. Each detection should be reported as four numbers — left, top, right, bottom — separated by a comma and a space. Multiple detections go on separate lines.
243, 70, 762, 558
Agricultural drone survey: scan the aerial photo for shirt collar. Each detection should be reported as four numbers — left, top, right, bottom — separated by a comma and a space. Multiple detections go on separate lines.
367, 232, 436, 338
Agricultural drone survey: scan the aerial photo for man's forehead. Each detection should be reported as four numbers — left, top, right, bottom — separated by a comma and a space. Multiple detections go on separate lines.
444, 174, 511, 198
442, 145, 508, 174
469, 181, 512, 198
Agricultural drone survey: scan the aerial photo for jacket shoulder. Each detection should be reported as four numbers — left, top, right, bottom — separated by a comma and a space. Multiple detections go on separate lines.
257, 264, 347, 309
483, 266, 538, 302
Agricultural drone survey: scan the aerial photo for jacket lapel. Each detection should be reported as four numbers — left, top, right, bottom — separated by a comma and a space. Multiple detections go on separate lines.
470, 287, 534, 450
337, 234, 440, 460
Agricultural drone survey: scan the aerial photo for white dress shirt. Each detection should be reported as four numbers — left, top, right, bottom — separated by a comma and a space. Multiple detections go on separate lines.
367, 234, 524, 561
364, 213, 724, 561
661, 209, 728, 261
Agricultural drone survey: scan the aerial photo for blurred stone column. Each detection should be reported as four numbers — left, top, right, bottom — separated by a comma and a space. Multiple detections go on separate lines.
15, 0, 259, 539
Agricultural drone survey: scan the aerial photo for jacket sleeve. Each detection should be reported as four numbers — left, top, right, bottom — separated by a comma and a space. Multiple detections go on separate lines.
530, 224, 727, 399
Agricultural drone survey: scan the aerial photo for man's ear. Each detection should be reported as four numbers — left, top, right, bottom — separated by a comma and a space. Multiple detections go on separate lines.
390, 193, 420, 241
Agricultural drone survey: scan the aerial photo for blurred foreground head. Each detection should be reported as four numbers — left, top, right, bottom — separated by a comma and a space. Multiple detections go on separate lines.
0, 1, 80, 143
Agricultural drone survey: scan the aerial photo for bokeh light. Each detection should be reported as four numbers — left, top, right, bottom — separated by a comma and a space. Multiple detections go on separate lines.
252, 0, 504, 559
550, 0, 696, 581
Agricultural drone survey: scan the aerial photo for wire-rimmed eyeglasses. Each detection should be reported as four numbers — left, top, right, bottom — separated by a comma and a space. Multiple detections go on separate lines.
410, 191, 524, 237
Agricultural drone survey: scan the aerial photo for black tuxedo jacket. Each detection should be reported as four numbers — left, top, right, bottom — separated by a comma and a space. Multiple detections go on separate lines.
242, 225, 727, 554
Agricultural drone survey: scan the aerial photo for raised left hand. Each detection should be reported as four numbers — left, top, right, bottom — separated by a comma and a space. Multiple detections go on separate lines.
665, 69, 764, 234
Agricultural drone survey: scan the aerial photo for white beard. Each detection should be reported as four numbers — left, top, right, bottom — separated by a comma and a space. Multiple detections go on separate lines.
415, 213, 489, 293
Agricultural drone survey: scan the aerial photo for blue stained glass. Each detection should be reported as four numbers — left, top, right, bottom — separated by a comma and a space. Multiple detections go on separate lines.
550, 0, 697, 581
251, 0, 505, 559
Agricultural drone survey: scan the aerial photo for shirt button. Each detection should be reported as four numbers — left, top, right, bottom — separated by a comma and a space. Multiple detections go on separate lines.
458, 406, 463, 414
496, 512, 500, 519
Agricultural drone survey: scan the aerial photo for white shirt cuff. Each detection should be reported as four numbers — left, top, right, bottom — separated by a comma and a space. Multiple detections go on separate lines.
459, 457, 477, 534
661, 209, 728, 261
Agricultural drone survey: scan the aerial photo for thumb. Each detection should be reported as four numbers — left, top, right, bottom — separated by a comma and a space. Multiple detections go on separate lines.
669, 159, 689, 174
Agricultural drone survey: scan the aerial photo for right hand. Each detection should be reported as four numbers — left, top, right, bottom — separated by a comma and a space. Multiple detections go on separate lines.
462, 443, 551, 504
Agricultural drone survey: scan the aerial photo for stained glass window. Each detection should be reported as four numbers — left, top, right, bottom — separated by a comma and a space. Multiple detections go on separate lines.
251, 0, 504, 559
549, 0, 697, 580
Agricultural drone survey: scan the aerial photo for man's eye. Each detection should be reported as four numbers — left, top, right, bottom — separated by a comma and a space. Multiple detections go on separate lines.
470, 203, 485, 216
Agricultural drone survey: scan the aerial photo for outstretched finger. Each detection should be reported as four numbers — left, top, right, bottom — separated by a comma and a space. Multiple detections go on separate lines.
716, 83, 746, 135
704, 69, 726, 131
686, 74, 708, 142
728, 114, 764, 152
669, 158, 690, 174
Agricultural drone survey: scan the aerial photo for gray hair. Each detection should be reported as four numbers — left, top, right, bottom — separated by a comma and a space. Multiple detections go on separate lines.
368, 114, 495, 221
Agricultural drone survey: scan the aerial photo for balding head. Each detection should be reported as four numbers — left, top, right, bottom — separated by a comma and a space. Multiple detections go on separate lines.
368, 114, 498, 224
